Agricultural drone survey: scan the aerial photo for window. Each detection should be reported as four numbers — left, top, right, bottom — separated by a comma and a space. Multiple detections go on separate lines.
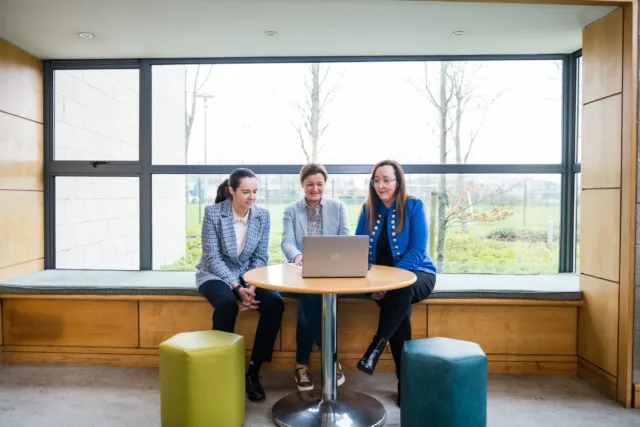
152, 174, 370, 270
55, 177, 139, 269
47, 56, 578, 275
152, 60, 562, 166
54, 69, 139, 161
153, 173, 560, 274
417, 174, 561, 274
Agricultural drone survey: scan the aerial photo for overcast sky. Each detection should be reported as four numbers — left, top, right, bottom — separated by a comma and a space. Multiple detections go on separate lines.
169, 59, 563, 167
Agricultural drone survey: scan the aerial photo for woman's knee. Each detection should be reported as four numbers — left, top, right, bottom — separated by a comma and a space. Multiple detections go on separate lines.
385, 285, 413, 304
260, 290, 285, 314
216, 293, 239, 314
410, 271, 436, 302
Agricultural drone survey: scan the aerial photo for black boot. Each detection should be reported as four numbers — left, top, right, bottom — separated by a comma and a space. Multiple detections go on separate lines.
397, 380, 401, 406
356, 335, 388, 375
246, 372, 266, 402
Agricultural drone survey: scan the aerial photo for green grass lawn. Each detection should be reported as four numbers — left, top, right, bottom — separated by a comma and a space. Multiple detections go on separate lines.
187, 203, 365, 236
186, 202, 559, 236
167, 201, 563, 274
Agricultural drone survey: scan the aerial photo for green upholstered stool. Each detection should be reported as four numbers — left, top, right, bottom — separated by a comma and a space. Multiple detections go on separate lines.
159, 330, 245, 427
401, 337, 487, 427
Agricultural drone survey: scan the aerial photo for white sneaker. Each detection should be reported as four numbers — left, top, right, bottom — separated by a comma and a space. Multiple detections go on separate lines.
295, 367, 314, 392
337, 363, 346, 387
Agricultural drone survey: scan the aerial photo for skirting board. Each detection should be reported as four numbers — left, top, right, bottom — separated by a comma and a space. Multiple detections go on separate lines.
577, 357, 617, 400
634, 383, 640, 408
0, 346, 577, 375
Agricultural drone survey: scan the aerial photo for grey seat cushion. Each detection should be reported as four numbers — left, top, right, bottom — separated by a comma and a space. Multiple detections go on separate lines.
0, 270, 581, 301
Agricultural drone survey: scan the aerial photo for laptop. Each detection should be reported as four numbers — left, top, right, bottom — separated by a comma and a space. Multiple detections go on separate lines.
301, 235, 369, 278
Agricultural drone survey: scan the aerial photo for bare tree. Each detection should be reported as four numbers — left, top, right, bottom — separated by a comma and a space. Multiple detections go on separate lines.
185, 65, 214, 163
418, 61, 501, 272
420, 62, 455, 272
292, 63, 338, 163
183, 65, 213, 206
449, 63, 501, 232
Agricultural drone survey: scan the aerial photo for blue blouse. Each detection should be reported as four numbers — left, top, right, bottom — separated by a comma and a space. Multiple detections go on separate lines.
355, 198, 436, 275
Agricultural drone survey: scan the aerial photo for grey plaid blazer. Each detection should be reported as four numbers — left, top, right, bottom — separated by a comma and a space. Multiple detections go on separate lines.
195, 198, 271, 288
280, 197, 350, 263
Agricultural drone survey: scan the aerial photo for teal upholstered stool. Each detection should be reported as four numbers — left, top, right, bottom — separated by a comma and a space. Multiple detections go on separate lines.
401, 337, 487, 427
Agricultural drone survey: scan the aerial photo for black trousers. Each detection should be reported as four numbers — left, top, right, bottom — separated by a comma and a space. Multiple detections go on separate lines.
199, 279, 284, 366
374, 270, 436, 379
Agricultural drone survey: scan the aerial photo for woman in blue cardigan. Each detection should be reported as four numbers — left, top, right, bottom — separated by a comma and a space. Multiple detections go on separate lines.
355, 160, 437, 401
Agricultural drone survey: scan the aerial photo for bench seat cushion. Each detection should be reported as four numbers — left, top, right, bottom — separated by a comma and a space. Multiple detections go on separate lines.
0, 269, 581, 301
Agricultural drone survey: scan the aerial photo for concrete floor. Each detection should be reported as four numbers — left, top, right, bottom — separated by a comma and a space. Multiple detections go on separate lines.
0, 366, 639, 427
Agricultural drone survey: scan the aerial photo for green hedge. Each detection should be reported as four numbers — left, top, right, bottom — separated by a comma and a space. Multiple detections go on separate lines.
161, 232, 559, 274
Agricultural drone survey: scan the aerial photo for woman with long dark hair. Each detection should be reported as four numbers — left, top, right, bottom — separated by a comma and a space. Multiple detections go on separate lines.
354, 160, 437, 404
196, 168, 284, 403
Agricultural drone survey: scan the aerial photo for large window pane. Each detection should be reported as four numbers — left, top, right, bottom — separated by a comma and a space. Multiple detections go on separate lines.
55, 177, 139, 269
152, 60, 562, 165
153, 173, 560, 274
152, 174, 368, 270
419, 174, 561, 274
54, 69, 139, 160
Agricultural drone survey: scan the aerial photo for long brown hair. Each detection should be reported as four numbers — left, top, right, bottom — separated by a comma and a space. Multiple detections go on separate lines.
365, 160, 409, 234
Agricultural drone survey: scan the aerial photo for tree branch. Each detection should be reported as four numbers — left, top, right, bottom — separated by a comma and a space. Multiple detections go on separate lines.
292, 122, 310, 163
421, 63, 444, 112
196, 65, 213, 94
319, 123, 329, 138
443, 62, 457, 106
184, 65, 200, 153
291, 101, 311, 123
319, 64, 332, 87
319, 85, 337, 117
445, 187, 511, 219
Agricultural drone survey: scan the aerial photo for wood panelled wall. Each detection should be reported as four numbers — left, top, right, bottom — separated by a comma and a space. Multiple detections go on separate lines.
0, 40, 44, 282
579, 5, 637, 407
0, 296, 581, 375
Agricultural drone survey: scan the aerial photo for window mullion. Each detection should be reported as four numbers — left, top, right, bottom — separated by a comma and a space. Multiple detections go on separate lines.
559, 54, 578, 273
140, 60, 153, 270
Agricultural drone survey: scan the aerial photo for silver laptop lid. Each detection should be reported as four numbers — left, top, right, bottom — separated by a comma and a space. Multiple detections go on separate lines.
301, 235, 369, 278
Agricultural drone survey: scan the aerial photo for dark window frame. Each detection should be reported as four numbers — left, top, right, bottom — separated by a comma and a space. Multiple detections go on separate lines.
43, 53, 581, 272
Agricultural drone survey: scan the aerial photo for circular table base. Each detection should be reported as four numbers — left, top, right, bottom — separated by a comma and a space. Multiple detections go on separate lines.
272, 389, 386, 427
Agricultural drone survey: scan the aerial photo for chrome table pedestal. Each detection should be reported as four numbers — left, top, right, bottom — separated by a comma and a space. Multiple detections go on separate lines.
272, 294, 386, 427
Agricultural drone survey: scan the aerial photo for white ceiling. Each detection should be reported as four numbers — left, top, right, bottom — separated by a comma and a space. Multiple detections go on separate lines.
0, 0, 616, 59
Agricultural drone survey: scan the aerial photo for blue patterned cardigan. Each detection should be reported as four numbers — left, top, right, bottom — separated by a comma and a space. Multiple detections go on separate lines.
195, 198, 271, 288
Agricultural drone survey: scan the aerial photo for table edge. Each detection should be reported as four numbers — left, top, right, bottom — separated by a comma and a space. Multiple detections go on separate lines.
242, 266, 417, 295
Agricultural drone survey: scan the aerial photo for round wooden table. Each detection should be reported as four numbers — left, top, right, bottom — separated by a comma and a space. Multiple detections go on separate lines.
243, 264, 416, 427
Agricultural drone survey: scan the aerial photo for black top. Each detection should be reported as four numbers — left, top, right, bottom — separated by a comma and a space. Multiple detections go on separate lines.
375, 214, 395, 267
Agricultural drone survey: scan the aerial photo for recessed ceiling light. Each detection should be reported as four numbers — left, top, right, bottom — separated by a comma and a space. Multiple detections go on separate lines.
78, 32, 94, 39
452, 31, 465, 37
264, 30, 277, 37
